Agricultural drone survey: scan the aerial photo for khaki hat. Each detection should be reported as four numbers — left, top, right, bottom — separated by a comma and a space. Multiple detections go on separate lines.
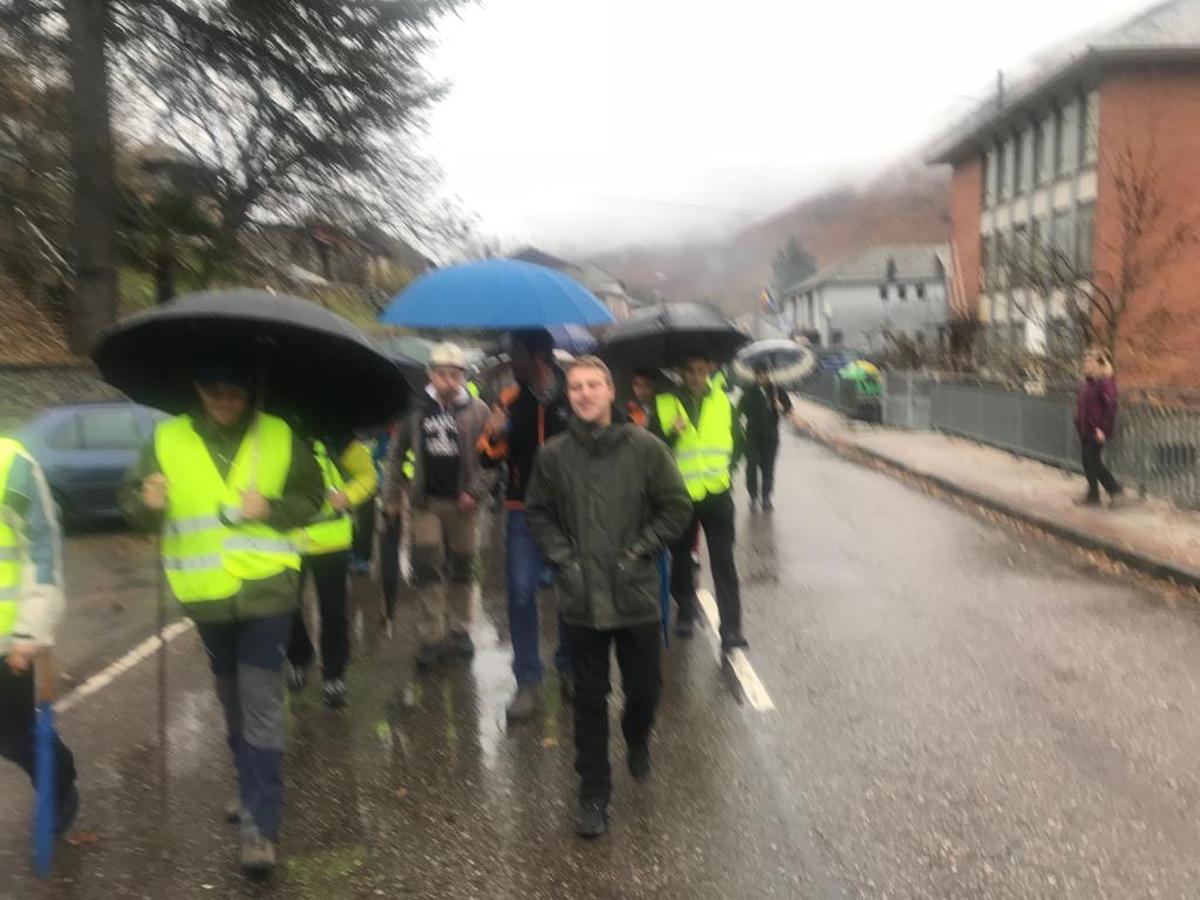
428, 342, 467, 370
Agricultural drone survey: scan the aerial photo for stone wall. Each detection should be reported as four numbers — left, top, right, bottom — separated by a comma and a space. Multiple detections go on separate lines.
0, 364, 123, 425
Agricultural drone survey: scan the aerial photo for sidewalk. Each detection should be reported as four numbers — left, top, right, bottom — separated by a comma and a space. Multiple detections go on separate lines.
790, 397, 1200, 588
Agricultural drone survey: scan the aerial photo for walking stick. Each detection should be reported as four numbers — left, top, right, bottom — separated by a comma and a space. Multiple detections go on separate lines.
32, 649, 58, 879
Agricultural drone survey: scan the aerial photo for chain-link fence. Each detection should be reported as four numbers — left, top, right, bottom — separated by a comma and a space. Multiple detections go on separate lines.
802, 371, 1200, 508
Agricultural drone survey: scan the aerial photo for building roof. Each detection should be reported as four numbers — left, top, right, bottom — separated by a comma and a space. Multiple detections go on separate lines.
927, 0, 1200, 164
786, 243, 948, 295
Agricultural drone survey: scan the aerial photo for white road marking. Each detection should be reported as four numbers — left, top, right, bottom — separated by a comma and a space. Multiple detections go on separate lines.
56, 621, 194, 713
695, 588, 775, 712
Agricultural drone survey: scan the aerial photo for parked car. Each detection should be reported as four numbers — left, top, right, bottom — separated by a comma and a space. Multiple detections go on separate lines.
17, 402, 165, 526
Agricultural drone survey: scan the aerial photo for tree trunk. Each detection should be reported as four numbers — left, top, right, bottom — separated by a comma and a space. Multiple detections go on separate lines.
153, 245, 176, 304
64, 0, 119, 355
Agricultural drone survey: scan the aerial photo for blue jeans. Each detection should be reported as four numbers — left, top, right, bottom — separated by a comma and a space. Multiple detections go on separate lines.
197, 613, 292, 842
506, 510, 570, 687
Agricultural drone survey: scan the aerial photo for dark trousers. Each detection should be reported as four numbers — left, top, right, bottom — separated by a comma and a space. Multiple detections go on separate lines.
287, 550, 351, 680
565, 623, 661, 804
197, 614, 292, 841
745, 438, 779, 501
0, 659, 76, 806
380, 512, 403, 620
669, 489, 742, 642
1082, 439, 1122, 500
351, 501, 376, 564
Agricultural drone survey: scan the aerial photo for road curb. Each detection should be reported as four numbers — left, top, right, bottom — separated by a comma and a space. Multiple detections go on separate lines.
792, 417, 1200, 592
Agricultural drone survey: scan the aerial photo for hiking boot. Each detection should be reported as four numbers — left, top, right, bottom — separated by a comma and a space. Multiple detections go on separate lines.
748, 497, 759, 512
628, 743, 652, 784
505, 685, 539, 723
674, 617, 696, 639
446, 631, 475, 659
56, 783, 80, 835
287, 665, 308, 693
415, 642, 444, 671
762, 497, 774, 512
223, 797, 242, 825
323, 678, 348, 709
575, 799, 609, 839
1109, 486, 1127, 508
239, 833, 277, 876
721, 633, 750, 653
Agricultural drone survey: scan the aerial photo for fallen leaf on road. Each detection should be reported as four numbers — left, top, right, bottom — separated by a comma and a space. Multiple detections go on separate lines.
65, 832, 99, 846
541, 737, 559, 748
394, 788, 409, 799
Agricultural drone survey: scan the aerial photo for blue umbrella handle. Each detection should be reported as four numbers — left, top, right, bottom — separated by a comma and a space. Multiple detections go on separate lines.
33, 650, 57, 879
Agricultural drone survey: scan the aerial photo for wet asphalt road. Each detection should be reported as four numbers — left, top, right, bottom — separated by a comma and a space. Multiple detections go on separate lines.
7, 432, 1200, 897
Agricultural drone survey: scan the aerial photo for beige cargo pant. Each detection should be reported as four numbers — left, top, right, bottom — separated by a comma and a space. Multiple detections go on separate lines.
410, 496, 480, 646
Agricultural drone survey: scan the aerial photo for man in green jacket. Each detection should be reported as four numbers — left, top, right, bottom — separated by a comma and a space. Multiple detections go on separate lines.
525, 355, 691, 839
120, 354, 324, 875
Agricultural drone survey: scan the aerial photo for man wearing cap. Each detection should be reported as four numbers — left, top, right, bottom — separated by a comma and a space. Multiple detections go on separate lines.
121, 353, 324, 875
384, 343, 492, 669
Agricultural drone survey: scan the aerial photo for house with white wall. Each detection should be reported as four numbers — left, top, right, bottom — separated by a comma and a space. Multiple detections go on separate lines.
784, 243, 951, 352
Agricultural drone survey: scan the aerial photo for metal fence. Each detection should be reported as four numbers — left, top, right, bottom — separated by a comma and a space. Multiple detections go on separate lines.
882, 372, 933, 430
801, 371, 1200, 508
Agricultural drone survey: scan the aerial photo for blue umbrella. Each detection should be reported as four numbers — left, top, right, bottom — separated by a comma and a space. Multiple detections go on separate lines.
33, 653, 57, 878
547, 324, 598, 355
380, 260, 614, 329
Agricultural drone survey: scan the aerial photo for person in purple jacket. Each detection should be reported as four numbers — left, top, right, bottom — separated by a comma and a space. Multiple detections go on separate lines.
1075, 348, 1124, 507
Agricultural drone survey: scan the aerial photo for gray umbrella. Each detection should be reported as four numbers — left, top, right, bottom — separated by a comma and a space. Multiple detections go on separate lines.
600, 302, 749, 370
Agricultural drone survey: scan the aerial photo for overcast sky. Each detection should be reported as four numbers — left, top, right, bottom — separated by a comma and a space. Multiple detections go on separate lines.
423, 0, 1152, 254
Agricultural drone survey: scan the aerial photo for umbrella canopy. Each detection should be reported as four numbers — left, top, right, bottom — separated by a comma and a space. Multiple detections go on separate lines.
379, 259, 615, 329
731, 339, 816, 387
601, 302, 748, 370
94, 289, 409, 434
392, 353, 428, 392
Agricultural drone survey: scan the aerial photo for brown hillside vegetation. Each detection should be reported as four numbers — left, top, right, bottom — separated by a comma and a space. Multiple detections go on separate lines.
593, 165, 952, 314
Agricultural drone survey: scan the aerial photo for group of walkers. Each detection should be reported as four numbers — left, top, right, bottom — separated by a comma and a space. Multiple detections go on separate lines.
0, 325, 799, 879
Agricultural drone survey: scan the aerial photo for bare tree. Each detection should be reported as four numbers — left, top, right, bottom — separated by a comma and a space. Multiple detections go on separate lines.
995, 139, 1199, 375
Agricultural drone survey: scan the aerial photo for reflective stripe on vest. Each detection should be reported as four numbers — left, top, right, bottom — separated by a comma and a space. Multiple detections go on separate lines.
156, 413, 299, 605
402, 448, 415, 480
656, 385, 734, 502
0, 439, 26, 638
290, 441, 353, 555
467, 380, 480, 399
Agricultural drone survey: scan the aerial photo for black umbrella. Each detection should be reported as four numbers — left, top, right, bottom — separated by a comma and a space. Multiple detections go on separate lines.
94, 289, 409, 433
391, 353, 428, 392
601, 302, 749, 370
731, 339, 816, 388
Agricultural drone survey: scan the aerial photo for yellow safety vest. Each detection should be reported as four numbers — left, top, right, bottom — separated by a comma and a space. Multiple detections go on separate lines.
291, 441, 353, 555
466, 380, 481, 399
657, 383, 734, 502
402, 448, 416, 480
156, 413, 299, 607
0, 439, 26, 639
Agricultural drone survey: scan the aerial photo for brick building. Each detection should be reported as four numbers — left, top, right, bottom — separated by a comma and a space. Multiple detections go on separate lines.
928, 0, 1200, 387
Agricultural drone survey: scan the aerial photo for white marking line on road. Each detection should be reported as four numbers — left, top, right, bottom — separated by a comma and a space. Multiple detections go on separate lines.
695, 589, 775, 712
56, 621, 195, 714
